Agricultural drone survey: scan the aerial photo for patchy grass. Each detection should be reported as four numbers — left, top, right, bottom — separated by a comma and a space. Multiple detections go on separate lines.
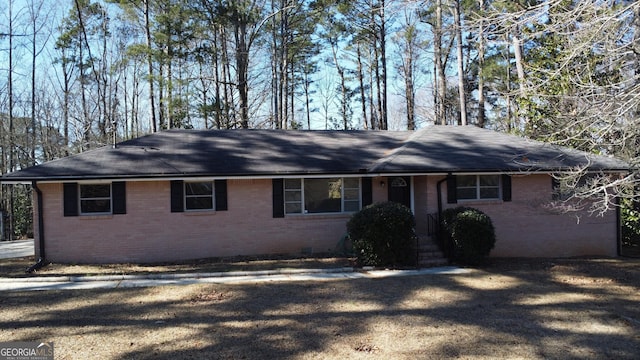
0, 254, 355, 278
0, 257, 639, 359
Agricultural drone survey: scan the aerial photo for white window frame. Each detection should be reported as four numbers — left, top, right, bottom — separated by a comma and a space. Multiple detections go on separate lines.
457, 175, 501, 201
79, 183, 112, 215
284, 177, 362, 215
184, 181, 215, 211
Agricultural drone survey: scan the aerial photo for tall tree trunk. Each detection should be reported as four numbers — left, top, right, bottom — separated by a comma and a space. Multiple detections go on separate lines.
221, 29, 234, 128
330, 39, 349, 129
158, 62, 165, 130
30, 3, 37, 165
356, 44, 368, 129
477, 0, 486, 128
79, 37, 91, 150
61, 48, 70, 154
434, 0, 447, 125
289, 58, 294, 128
454, 0, 467, 126
167, 51, 173, 129
404, 43, 415, 130
8, 0, 15, 240
270, 1, 280, 129
236, 22, 250, 129
512, 27, 525, 130
144, 0, 157, 132
101, 8, 109, 139
379, 0, 388, 130
213, 28, 223, 129
512, 29, 526, 97
198, 59, 209, 129
304, 70, 312, 129
374, 42, 383, 129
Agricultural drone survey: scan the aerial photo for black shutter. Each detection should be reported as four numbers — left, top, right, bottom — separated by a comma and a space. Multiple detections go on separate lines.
112, 181, 127, 214
361, 177, 372, 207
272, 178, 284, 218
501, 175, 512, 202
63, 182, 79, 217
446, 175, 457, 204
215, 179, 228, 211
170, 180, 184, 212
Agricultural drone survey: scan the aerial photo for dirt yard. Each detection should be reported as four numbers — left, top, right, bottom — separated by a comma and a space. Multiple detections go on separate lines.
1, 257, 639, 359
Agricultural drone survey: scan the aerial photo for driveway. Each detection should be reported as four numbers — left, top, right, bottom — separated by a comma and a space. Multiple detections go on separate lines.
0, 239, 34, 259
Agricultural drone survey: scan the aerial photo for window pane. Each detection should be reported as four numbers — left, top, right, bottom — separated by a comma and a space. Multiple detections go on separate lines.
344, 200, 360, 212
79, 184, 111, 214
479, 175, 499, 186
344, 189, 359, 200
285, 203, 302, 214
457, 188, 477, 200
344, 178, 359, 188
81, 199, 111, 213
285, 179, 301, 189
480, 188, 499, 199
285, 191, 301, 202
305, 178, 341, 213
185, 182, 212, 196
457, 175, 476, 187
80, 184, 110, 198
186, 196, 213, 210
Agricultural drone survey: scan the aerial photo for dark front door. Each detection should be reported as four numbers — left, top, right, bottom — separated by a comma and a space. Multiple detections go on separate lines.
388, 176, 411, 208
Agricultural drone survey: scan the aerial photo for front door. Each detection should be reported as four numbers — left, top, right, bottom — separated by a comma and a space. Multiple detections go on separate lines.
388, 176, 411, 208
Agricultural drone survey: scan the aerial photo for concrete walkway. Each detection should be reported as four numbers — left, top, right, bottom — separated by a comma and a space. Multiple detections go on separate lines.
0, 266, 470, 292
0, 239, 34, 259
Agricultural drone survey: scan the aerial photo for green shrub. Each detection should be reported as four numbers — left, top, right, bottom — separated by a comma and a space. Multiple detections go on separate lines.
347, 202, 416, 267
441, 207, 496, 265
621, 199, 640, 248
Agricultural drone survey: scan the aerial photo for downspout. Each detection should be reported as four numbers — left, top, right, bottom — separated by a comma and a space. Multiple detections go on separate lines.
436, 176, 448, 217
436, 175, 450, 258
616, 196, 621, 257
26, 181, 46, 273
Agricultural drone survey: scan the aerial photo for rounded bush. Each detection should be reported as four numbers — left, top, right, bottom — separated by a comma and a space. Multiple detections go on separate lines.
442, 207, 496, 265
346, 202, 416, 267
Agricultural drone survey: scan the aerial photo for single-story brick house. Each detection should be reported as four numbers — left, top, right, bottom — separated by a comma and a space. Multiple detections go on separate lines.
0, 126, 629, 265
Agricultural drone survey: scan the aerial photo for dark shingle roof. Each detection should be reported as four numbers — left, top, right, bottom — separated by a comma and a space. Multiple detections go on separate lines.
1, 126, 629, 182
371, 126, 628, 173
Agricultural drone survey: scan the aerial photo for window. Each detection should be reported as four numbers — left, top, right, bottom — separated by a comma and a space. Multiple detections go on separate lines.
64, 182, 126, 217
184, 181, 214, 211
79, 184, 112, 214
284, 178, 361, 214
170, 180, 227, 213
456, 175, 501, 201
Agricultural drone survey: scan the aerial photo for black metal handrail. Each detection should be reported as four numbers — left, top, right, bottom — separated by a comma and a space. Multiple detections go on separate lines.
427, 212, 439, 238
427, 212, 454, 259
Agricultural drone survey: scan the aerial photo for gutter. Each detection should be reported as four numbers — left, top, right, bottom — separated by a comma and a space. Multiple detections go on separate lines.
26, 181, 46, 273
616, 197, 622, 257
436, 176, 449, 217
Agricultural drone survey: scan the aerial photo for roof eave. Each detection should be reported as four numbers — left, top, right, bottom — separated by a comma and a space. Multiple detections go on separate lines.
1, 166, 629, 185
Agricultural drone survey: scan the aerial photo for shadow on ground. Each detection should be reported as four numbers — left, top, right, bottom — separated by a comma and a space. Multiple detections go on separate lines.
0, 258, 639, 359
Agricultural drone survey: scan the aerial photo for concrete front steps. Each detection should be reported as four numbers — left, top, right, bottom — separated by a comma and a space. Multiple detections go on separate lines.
416, 236, 449, 268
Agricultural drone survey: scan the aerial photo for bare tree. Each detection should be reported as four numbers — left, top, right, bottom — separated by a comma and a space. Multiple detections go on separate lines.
394, 7, 428, 130
486, 0, 640, 212
453, 0, 466, 125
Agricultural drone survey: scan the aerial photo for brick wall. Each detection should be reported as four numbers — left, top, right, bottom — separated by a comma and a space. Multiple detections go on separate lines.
35, 173, 617, 263
427, 174, 618, 257
38, 180, 354, 263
